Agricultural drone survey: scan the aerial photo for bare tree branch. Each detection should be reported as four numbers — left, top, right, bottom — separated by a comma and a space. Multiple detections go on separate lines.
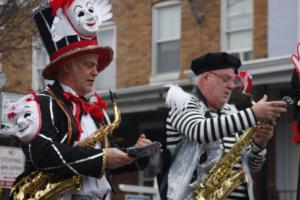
0, 0, 40, 62
0, 0, 40, 92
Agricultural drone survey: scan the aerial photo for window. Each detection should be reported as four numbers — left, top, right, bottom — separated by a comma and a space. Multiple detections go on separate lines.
151, 1, 181, 82
0, 0, 7, 6
32, 37, 50, 91
0, 0, 7, 13
0, 0, 25, 6
94, 23, 116, 91
221, 0, 253, 61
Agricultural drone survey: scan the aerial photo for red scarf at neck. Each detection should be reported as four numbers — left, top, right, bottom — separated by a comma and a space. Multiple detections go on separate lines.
63, 92, 108, 139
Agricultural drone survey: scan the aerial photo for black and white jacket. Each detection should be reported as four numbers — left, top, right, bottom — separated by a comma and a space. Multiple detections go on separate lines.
16, 81, 107, 181
13, 81, 147, 189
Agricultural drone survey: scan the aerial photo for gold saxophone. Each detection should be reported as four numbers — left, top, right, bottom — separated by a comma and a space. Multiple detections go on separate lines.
194, 126, 256, 200
194, 95, 293, 199
11, 91, 121, 200
194, 100, 258, 200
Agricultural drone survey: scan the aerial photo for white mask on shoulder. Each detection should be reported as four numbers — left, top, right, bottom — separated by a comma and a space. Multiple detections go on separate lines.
7, 94, 41, 143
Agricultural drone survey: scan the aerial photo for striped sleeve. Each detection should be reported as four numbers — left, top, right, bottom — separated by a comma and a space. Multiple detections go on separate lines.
169, 98, 257, 144
246, 141, 267, 172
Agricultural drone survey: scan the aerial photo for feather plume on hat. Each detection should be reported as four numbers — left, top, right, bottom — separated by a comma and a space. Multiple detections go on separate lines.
49, 0, 74, 16
165, 84, 193, 112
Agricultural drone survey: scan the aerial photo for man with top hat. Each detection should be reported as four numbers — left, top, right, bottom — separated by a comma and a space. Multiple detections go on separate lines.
7, 0, 151, 199
157, 52, 287, 200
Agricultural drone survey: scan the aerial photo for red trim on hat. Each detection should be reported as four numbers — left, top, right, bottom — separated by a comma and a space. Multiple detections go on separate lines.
50, 40, 98, 61
43, 45, 113, 80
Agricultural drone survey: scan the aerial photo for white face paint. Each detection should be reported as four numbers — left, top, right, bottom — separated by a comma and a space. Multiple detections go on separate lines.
13, 101, 40, 142
65, 0, 98, 38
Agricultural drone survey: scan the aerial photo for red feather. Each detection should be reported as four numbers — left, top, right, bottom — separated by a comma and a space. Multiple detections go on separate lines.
49, 0, 74, 16
292, 121, 300, 143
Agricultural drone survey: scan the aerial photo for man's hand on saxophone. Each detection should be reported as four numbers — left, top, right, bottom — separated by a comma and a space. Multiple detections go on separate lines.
252, 122, 274, 147
251, 94, 287, 147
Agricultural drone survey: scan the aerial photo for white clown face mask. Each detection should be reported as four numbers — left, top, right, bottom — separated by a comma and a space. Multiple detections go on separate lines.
65, 0, 98, 38
8, 95, 41, 143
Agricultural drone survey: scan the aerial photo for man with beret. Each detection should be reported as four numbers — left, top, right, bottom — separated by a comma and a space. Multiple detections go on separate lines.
157, 52, 287, 200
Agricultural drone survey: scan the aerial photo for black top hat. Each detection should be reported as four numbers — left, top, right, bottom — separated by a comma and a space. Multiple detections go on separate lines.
32, 1, 113, 80
191, 52, 241, 75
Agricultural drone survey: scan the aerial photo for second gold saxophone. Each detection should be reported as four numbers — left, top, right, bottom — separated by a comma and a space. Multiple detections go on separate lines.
194, 125, 256, 200
194, 96, 291, 200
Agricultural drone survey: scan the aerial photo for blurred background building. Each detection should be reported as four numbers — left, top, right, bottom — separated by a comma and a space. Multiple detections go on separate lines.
0, 0, 299, 200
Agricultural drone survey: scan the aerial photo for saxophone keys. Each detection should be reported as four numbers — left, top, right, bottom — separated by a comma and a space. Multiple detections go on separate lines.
213, 179, 219, 185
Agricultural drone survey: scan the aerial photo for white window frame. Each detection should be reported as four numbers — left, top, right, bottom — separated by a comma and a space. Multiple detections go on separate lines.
0, 0, 7, 14
94, 21, 116, 91
31, 37, 50, 90
0, 0, 7, 5
0, 0, 6, 29
297, 0, 300, 42
221, 0, 253, 61
151, 0, 181, 83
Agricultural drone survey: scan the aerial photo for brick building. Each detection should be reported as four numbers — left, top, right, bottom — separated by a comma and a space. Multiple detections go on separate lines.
0, 0, 299, 200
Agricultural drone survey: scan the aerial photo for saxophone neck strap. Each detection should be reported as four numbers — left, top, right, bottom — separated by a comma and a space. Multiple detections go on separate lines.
45, 86, 79, 145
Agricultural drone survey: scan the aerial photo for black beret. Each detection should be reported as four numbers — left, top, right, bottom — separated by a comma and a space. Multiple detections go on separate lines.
191, 52, 241, 75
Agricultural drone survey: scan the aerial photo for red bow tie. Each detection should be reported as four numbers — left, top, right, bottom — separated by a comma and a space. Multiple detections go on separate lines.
63, 92, 92, 114
63, 92, 107, 137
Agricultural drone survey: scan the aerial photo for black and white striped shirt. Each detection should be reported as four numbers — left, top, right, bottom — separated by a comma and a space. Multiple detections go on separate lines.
223, 135, 249, 199
166, 97, 256, 147
165, 97, 267, 199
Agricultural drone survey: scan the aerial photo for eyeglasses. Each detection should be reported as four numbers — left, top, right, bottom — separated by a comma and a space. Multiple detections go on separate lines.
209, 71, 236, 84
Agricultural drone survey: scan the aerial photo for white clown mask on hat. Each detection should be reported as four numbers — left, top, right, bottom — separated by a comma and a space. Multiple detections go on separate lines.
50, 0, 112, 41
32, 0, 114, 80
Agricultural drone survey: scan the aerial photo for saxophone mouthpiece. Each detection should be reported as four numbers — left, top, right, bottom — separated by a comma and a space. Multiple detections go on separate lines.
281, 96, 294, 105
109, 89, 118, 103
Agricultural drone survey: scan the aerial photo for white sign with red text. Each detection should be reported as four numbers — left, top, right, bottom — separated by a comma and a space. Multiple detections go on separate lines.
0, 146, 25, 188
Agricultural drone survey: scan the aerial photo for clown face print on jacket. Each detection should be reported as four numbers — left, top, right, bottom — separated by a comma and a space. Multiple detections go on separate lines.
65, 0, 98, 38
